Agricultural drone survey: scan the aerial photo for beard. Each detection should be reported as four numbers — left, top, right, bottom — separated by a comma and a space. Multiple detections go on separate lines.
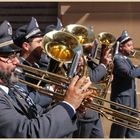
0, 69, 18, 87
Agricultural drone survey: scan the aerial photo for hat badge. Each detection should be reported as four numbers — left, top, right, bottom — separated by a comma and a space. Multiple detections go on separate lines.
7, 22, 12, 36
35, 19, 39, 28
122, 30, 128, 37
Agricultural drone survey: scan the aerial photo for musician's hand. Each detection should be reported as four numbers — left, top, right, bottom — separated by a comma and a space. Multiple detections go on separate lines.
100, 49, 112, 66
76, 95, 93, 114
64, 75, 92, 110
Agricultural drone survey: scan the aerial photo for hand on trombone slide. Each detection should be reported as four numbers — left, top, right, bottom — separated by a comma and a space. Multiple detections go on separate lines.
64, 75, 93, 111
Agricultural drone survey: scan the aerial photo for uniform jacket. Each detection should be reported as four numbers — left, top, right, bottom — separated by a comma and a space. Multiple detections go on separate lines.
111, 52, 140, 109
73, 61, 107, 138
0, 88, 77, 138
78, 60, 107, 121
16, 57, 52, 108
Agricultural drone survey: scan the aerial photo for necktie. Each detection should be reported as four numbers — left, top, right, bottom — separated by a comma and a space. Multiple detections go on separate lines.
8, 88, 18, 103
10, 86, 38, 117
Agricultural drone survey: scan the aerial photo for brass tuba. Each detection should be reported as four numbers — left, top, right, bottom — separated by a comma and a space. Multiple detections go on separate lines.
41, 30, 82, 94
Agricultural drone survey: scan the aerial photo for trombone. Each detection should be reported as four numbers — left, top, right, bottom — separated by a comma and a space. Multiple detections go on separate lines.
15, 63, 140, 132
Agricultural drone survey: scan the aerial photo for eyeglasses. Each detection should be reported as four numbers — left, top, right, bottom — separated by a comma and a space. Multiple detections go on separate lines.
0, 52, 20, 63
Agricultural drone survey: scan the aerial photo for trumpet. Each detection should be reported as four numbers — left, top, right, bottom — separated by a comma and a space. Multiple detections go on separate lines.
130, 48, 140, 59
15, 63, 140, 132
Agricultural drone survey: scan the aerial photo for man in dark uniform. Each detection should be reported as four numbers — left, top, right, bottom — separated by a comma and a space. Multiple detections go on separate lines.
110, 30, 140, 138
13, 17, 52, 107
73, 41, 112, 138
0, 20, 93, 138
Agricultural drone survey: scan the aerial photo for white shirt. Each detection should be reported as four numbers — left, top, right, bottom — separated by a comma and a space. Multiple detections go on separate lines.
0, 85, 9, 94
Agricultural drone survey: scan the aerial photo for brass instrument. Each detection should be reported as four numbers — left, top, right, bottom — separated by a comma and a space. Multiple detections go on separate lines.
130, 48, 140, 59
15, 63, 140, 132
42, 30, 82, 75
94, 32, 116, 100
63, 24, 95, 45
63, 24, 116, 102
63, 24, 95, 77
15, 25, 140, 131
96, 32, 116, 62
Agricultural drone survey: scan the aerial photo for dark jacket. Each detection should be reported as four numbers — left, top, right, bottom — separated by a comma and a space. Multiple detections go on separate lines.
111, 53, 140, 109
73, 60, 107, 138
78, 60, 107, 121
0, 88, 77, 138
16, 56, 52, 108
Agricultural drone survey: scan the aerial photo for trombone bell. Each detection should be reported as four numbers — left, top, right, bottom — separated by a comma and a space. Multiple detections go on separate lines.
97, 32, 116, 47
42, 31, 82, 63
92, 32, 116, 61
45, 42, 74, 62
63, 24, 95, 45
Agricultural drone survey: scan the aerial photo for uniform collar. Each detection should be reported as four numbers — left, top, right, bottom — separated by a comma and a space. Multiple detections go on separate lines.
0, 85, 9, 94
124, 56, 128, 59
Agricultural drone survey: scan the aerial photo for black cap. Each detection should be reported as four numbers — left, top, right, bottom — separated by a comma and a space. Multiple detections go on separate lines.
117, 30, 132, 44
14, 17, 43, 47
0, 20, 21, 54
45, 17, 63, 33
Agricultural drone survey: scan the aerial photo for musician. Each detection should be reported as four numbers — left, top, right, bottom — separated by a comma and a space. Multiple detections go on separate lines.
73, 41, 112, 138
13, 17, 52, 107
110, 30, 140, 138
0, 20, 93, 138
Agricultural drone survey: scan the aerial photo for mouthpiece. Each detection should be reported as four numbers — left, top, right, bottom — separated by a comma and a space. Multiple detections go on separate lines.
14, 67, 23, 74
130, 49, 136, 56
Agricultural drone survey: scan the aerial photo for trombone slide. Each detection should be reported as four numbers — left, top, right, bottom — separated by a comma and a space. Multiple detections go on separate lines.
16, 64, 140, 132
